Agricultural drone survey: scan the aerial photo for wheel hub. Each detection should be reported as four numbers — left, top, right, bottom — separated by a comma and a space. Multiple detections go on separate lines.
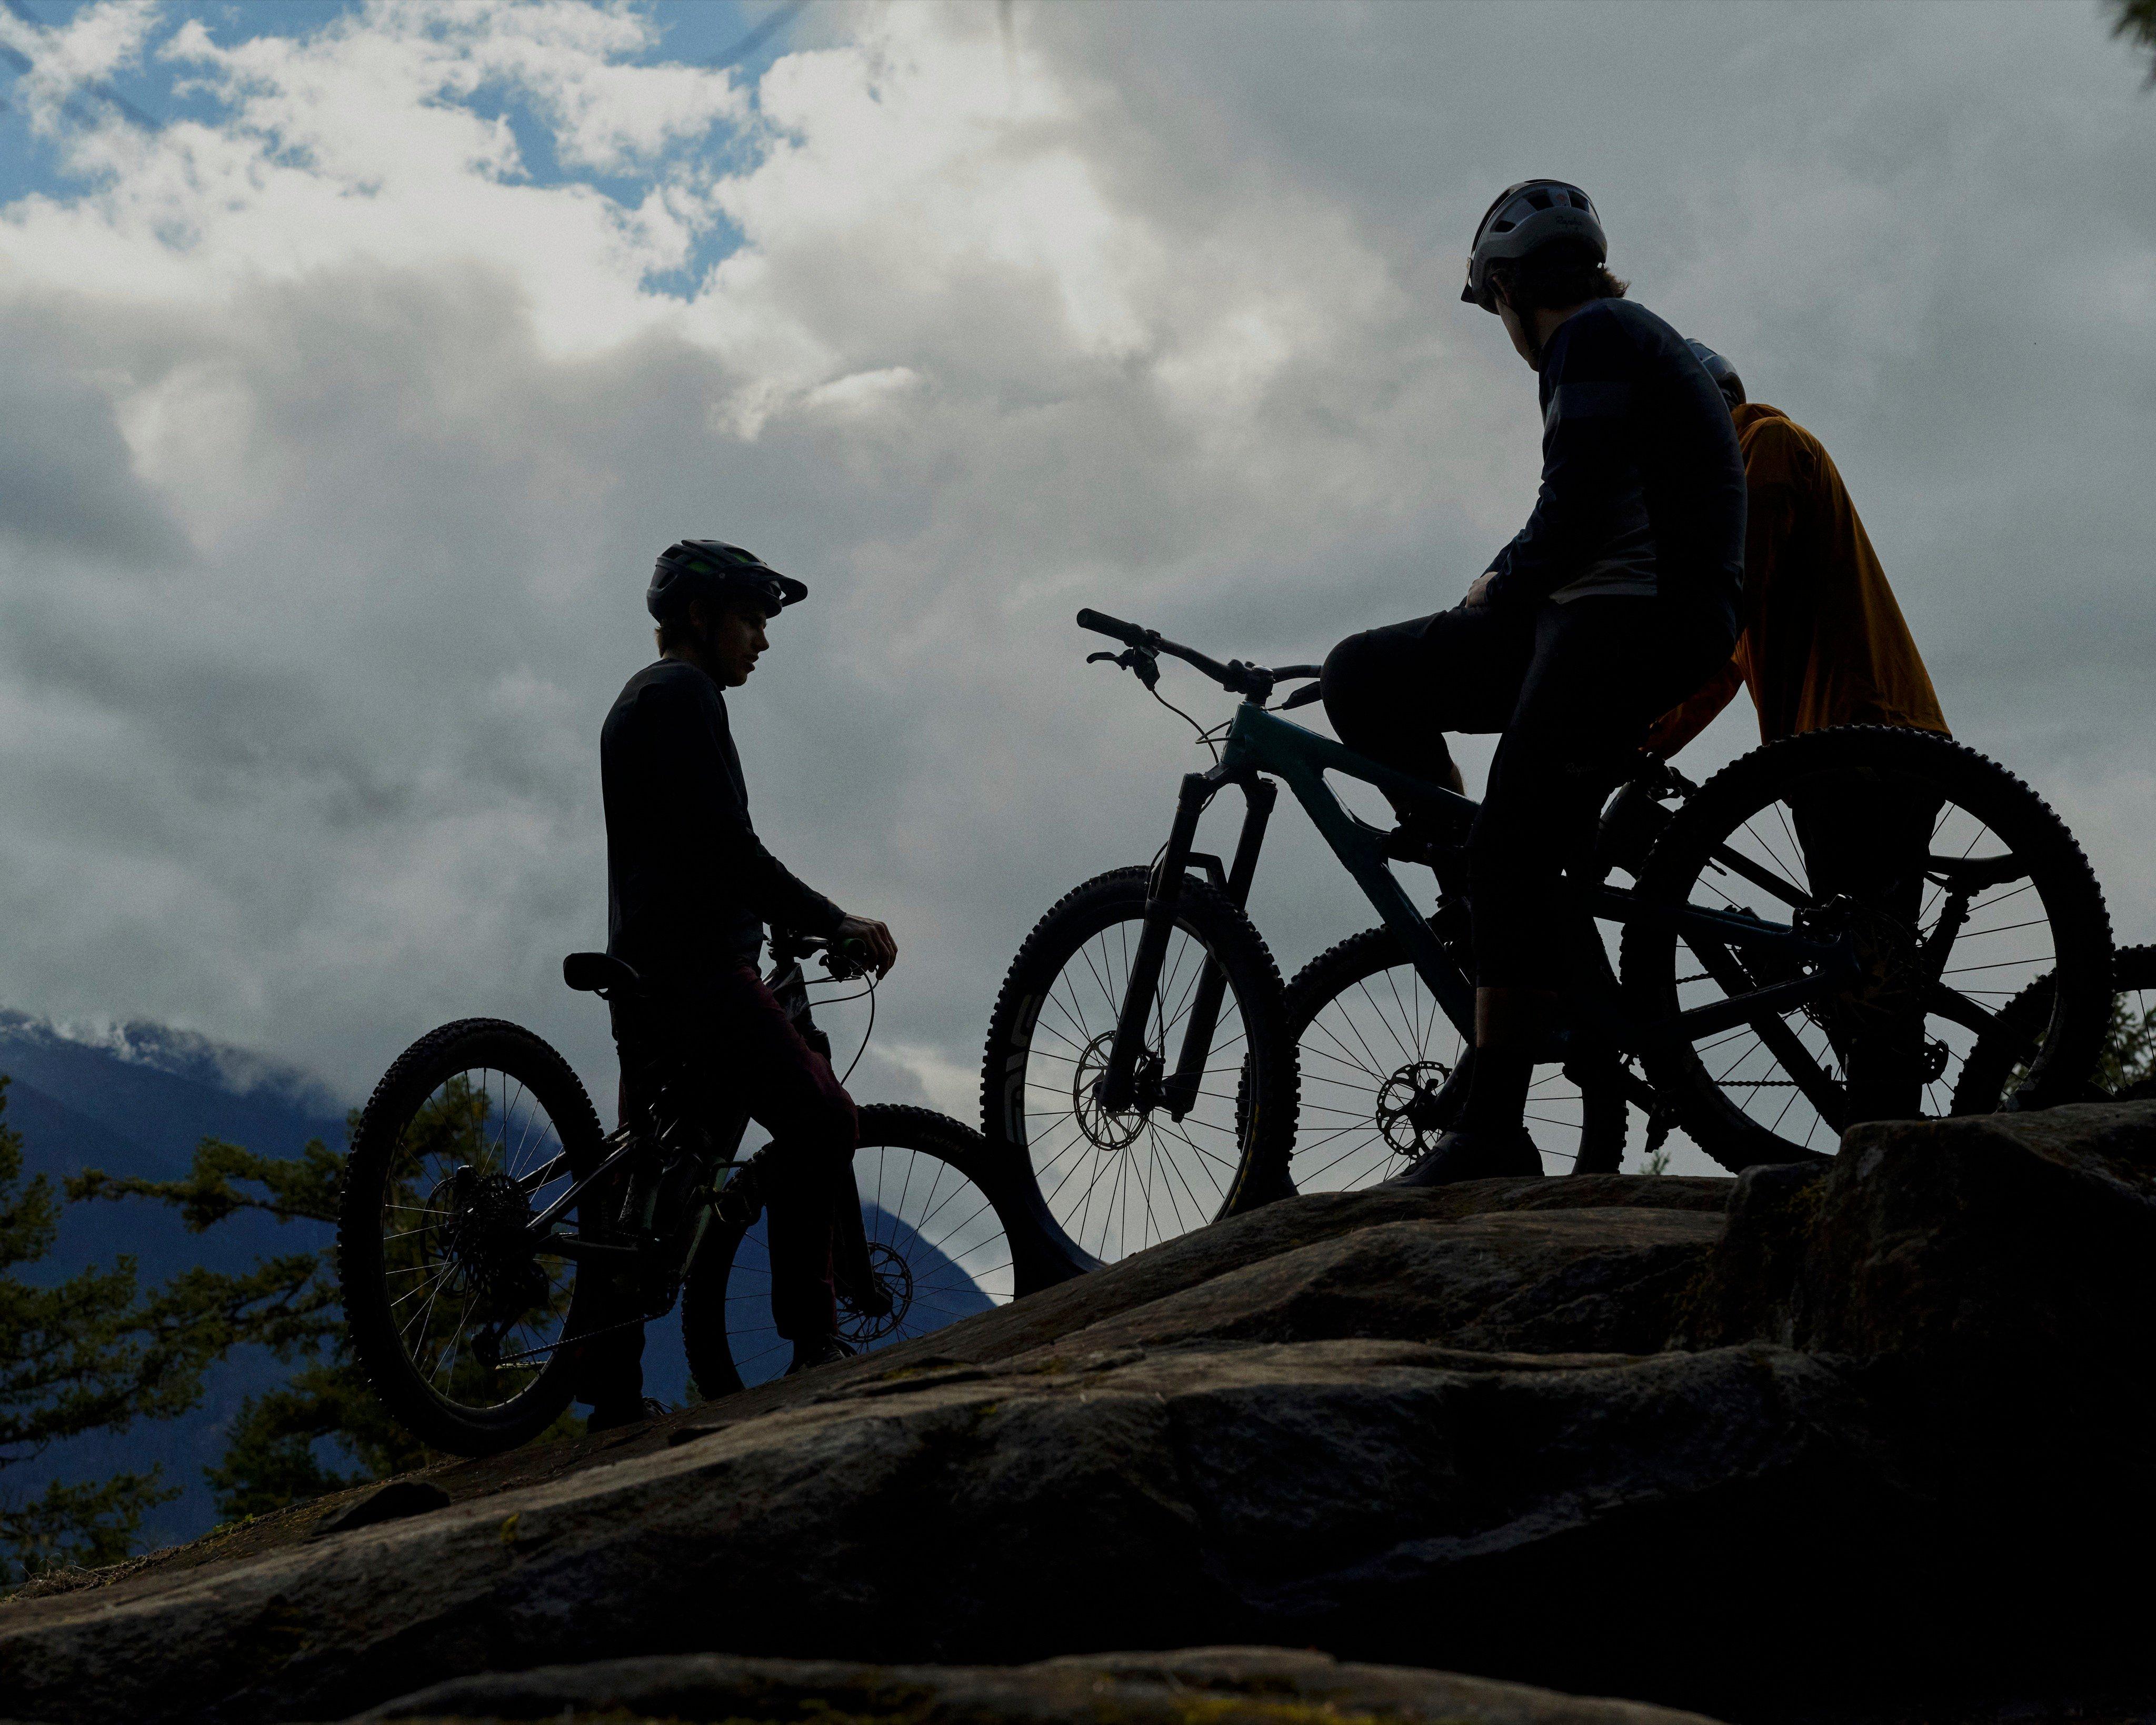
432, 1168, 547, 1318
1797, 895, 1926, 1032
1074, 1033, 1164, 1152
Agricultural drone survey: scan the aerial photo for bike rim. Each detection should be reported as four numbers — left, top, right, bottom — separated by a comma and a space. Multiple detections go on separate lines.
1017, 912, 1255, 1261
1663, 765, 2065, 1151
717, 1142, 1015, 1390
375, 1066, 581, 1413
1296, 959, 1588, 1184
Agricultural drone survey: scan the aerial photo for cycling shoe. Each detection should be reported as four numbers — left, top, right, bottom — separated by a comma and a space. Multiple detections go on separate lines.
1379, 1127, 1541, 1188
585, 1395, 670, 1433
785, 1334, 859, 1376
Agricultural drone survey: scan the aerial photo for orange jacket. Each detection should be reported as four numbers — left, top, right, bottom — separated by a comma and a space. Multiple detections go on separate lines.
1646, 402, 1946, 754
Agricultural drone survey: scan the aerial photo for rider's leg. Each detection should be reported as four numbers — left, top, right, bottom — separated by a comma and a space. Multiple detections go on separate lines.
1388, 598, 1733, 1185
1320, 610, 1533, 800
1792, 784, 1943, 1123
692, 965, 863, 1353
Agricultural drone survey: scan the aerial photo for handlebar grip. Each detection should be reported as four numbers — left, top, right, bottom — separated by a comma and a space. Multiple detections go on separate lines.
1076, 607, 1146, 646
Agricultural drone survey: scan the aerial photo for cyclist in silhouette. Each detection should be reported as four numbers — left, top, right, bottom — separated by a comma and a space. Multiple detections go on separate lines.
1322, 181, 1744, 1185
576, 541, 897, 1430
1648, 344, 1949, 1122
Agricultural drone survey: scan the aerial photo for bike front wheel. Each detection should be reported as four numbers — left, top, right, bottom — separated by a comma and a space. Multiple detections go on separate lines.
981, 866, 1295, 1264
1234, 924, 1631, 1198
682, 1106, 1022, 1395
337, 1019, 605, 1456
1619, 726, 2113, 1170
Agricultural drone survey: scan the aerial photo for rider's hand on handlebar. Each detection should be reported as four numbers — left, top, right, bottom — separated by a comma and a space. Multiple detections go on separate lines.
1461, 570, 1499, 610
836, 914, 897, 977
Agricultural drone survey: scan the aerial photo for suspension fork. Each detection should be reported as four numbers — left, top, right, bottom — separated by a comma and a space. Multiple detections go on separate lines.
1162, 777, 1276, 1118
1096, 770, 1217, 1112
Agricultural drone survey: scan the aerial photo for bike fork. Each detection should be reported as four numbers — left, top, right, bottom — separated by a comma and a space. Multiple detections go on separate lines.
1163, 777, 1274, 1118
1098, 771, 1273, 1116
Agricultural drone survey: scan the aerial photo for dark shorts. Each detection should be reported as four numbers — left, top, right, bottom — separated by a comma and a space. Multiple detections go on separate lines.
1321, 597, 1732, 989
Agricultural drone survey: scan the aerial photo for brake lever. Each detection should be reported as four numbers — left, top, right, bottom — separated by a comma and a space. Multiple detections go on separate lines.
1087, 646, 1160, 691
1275, 681, 1323, 711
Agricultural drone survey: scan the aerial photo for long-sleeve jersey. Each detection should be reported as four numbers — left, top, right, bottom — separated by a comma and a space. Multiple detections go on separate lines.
1645, 401, 1947, 754
602, 659, 843, 980
1482, 297, 1746, 635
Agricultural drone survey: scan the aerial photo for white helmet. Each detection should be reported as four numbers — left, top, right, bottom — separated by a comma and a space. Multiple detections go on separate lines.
1461, 180, 1608, 312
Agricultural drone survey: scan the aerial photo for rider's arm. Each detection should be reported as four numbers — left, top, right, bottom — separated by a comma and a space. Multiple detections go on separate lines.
1479, 312, 1648, 611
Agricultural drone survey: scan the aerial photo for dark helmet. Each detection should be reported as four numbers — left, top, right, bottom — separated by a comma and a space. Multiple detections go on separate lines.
1685, 340, 1747, 409
1461, 179, 1607, 312
646, 540, 807, 623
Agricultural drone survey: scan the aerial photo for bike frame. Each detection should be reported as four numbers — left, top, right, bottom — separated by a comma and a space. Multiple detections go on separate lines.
511, 951, 818, 1274
1097, 697, 1862, 1117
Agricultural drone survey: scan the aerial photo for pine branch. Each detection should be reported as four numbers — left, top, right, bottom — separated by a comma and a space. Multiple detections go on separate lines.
67, 1136, 343, 1231
2117, 0, 2156, 83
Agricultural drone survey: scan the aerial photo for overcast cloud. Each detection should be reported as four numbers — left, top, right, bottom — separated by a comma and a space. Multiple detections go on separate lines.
0, 0, 2150, 1172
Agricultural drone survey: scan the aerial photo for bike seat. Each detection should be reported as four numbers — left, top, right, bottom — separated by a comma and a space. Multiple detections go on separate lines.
563, 952, 643, 996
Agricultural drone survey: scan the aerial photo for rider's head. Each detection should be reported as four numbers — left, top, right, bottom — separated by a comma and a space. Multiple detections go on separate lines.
1461, 180, 1626, 369
1685, 340, 1747, 412
647, 540, 806, 687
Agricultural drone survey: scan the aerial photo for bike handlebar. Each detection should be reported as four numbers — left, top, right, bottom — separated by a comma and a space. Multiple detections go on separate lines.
1076, 610, 1322, 704
1075, 607, 1146, 646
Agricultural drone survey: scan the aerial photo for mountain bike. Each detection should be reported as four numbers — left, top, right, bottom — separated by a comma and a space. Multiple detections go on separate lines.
981, 609, 2113, 1262
340, 933, 1077, 1456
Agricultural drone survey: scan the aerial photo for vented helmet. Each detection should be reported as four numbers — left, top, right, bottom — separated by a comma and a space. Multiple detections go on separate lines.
1685, 340, 1746, 408
1461, 180, 1607, 312
646, 540, 807, 623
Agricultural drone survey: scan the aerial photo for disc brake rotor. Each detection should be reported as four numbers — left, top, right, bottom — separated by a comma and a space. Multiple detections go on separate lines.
1073, 1033, 1159, 1153
1373, 1060, 1454, 1156
839, 1241, 913, 1344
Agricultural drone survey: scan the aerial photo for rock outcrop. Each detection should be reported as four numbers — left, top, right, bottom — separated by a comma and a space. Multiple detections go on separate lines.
350, 1647, 1723, 1725
4, 1107, 2152, 1725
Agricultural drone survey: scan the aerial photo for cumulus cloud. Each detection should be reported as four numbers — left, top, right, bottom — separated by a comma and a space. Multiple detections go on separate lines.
0, 0, 2149, 1185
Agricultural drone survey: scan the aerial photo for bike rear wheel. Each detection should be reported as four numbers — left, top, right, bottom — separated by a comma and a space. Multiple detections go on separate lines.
1620, 726, 2112, 1170
1953, 944, 2156, 1112
1235, 924, 1630, 1199
980, 866, 1294, 1264
682, 1106, 1020, 1395
337, 1019, 604, 1455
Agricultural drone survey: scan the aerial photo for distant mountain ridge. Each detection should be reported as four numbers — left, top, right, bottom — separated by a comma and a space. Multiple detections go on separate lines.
1, 1009, 352, 1554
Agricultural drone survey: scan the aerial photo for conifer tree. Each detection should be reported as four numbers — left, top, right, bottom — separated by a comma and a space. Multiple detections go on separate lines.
0, 1079, 323, 1582
67, 1128, 430, 1522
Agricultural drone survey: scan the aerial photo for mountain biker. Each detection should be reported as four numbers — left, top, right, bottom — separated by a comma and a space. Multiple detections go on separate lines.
576, 540, 898, 1430
1320, 180, 1744, 1186
1645, 346, 1949, 1122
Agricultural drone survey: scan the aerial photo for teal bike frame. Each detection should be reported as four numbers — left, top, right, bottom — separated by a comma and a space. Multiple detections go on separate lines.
1096, 695, 1863, 1122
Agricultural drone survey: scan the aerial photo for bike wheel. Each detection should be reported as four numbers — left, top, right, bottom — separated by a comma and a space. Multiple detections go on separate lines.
682, 1106, 1020, 1396
1620, 726, 2113, 1170
980, 866, 1295, 1264
1952, 944, 2156, 1112
1239, 925, 1630, 1196
338, 1019, 605, 1455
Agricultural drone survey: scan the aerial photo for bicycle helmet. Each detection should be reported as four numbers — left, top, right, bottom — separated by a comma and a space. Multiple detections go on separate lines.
1685, 340, 1747, 408
646, 540, 807, 622
1461, 180, 1608, 312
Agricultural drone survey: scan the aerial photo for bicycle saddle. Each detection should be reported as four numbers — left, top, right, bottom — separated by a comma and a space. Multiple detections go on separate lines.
563, 952, 642, 995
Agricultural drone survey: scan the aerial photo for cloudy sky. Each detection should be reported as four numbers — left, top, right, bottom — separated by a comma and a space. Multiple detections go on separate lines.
0, 0, 2150, 1169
